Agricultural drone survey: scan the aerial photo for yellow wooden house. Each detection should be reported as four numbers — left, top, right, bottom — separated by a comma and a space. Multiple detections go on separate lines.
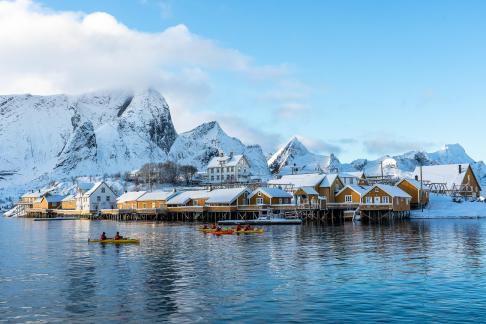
335, 185, 369, 205
117, 191, 147, 209
32, 195, 64, 209
136, 191, 179, 209
361, 184, 411, 211
318, 174, 344, 203
248, 187, 293, 206
396, 178, 429, 208
61, 195, 76, 210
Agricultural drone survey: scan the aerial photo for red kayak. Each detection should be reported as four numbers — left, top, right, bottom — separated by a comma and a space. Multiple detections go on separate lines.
209, 230, 234, 235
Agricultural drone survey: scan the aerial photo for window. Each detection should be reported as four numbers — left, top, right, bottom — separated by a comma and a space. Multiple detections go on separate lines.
216, 175, 220, 180
97, 196, 101, 202
256, 198, 264, 205
366, 197, 372, 203
101, 187, 105, 193
106, 196, 110, 201
279, 198, 283, 204
152, 202, 156, 208
382, 196, 389, 204
143, 203, 147, 208
258, 192, 262, 197
345, 195, 352, 203
374, 197, 381, 204
211, 176, 214, 181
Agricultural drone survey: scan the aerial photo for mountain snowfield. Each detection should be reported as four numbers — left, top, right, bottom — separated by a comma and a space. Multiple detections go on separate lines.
0, 88, 485, 208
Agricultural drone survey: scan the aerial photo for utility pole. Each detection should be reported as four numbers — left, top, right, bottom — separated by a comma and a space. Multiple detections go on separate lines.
380, 161, 384, 180
420, 164, 423, 212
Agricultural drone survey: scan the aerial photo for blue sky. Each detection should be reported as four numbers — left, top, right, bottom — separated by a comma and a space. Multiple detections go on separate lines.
6, 0, 486, 162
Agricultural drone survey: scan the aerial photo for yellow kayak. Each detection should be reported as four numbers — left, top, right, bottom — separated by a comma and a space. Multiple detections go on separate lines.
234, 229, 264, 234
88, 238, 140, 244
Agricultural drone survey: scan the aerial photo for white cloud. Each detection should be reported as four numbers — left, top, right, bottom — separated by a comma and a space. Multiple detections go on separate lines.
296, 135, 343, 155
0, 0, 300, 148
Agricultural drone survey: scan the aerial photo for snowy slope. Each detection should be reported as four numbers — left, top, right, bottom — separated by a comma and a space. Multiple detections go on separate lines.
0, 88, 177, 192
411, 193, 486, 218
268, 137, 333, 175
169, 121, 270, 177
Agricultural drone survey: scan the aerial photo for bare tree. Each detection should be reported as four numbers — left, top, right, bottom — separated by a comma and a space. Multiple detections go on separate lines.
179, 165, 198, 185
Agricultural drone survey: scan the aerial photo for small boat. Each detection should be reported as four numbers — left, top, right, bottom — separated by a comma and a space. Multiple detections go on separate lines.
88, 238, 140, 244
209, 230, 234, 235
34, 217, 79, 221
219, 215, 302, 226
234, 228, 264, 234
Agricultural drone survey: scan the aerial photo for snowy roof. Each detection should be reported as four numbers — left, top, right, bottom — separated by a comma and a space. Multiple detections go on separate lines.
44, 195, 65, 203
137, 191, 178, 202
117, 191, 147, 203
412, 164, 472, 190
397, 178, 423, 189
22, 190, 49, 198
268, 173, 326, 188
166, 190, 211, 205
206, 187, 250, 204
62, 195, 75, 202
363, 185, 411, 198
249, 187, 293, 199
336, 185, 370, 197
296, 186, 319, 195
83, 182, 101, 197
320, 174, 340, 187
339, 171, 365, 179
207, 154, 246, 168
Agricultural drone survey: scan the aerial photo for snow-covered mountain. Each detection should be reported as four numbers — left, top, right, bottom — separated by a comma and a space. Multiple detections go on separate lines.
268, 137, 336, 175
341, 144, 486, 185
169, 121, 270, 177
0, 88, 177, 190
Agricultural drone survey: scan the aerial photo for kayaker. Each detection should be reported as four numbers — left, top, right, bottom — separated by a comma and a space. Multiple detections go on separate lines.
244, 224, 252, 231
235, 224, 242, 231
211, 224, 217, 230
202, 224, 208, 229
114, 232, 123, 240
100, 232, 107, 240
216, 226, 223, 232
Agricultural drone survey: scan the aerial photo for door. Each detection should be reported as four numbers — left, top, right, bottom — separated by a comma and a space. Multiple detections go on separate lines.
374, 197, 381, 204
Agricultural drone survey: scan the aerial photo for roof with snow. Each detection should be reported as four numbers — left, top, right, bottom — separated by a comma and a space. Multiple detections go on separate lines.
363, 184, 411, 198
43, 195, 65, 203
339, 171, 365, 179
22, 190, 49, 198
166, 190, 211, 205
412, 164, 474, 190
268, 173, 326, 188
320, 174, 341, 187
137, 191, 178, 202
62, 195, 75, 202
249, 187, 293, 199
205, 187, 250, 204
337, 185, 370, 197
117, 191, 147, 203
397, 178, 423, 189
295, 186, 319, 195
207, 154, 246, 168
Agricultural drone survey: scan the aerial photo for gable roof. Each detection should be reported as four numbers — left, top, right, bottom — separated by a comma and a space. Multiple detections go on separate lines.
166, 190, 211, 205
205, 187, 250, 204
137, 191, 178, 202
249, 187, 293, 199
412, 164, 474, 190
117, 191, 147, 203
268, 173, 326, 188
336, 185, 370, 197
339, 171, 365, 179
22, 191, 49, 199
363, 184, 411, 198
207, 154, 247, 168
43, 195, 65, 203
62, 195, 75, 202
396, 178, 423, 190
82, 182, 115, 197
295, 186, 319, 195
320, 174, 341, 188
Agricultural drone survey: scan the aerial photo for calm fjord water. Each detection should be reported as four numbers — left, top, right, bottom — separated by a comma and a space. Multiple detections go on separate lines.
1, 218, 486, 323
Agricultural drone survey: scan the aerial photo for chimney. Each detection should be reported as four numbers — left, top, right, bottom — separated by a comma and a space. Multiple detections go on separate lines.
459, 165, 462, 174
229, 151, 234, 159
415, 175, 419, 181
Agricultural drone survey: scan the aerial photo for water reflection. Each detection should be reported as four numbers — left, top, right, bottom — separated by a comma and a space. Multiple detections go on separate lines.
3, 218, 486, 322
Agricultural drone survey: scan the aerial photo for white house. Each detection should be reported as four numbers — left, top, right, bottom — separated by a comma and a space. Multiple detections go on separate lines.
75, 181, 117, 211
206, 153, 251, 184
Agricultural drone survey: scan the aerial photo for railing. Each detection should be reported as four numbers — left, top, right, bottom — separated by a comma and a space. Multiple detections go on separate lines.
327, 202, 360, 209
359, 203, 393, 210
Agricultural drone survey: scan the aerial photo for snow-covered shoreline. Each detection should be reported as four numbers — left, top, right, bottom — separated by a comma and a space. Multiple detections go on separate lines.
411, 194, 486, 219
